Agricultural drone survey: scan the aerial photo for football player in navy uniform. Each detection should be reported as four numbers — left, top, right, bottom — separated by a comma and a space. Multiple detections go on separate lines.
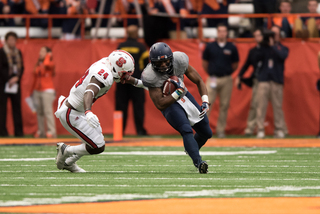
123, 42, 212, 173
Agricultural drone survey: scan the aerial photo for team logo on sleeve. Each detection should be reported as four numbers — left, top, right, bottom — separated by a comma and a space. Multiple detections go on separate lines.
116, 57, 126, 67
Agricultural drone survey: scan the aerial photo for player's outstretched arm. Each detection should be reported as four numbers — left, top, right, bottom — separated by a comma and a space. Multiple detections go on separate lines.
83, 76, 105, 128
185, 65, 210, 117
120, 74, 148, 90
185, 65, 208, 98
149, 87, 177, 111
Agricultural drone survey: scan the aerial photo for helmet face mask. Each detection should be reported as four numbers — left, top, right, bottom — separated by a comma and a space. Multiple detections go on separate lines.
108, 50, 135, 82
112, 67, 133, 82
151, 58, 172, 73
149, 42, 173, 74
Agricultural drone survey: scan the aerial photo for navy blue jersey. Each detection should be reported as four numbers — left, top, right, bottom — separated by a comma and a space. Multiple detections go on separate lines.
202, 41, 239, 77
257, 43, 289, 84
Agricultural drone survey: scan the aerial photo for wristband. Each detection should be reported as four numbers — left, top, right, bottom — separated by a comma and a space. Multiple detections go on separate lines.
88, 83, 101, 90
201, 95, 209, 103
176, 88, 184, 95
133, 78, 138, 86
171, 91, 180, 100
135, 79, 143, 87
84, 89, 95, 97
85, 110, 92, 115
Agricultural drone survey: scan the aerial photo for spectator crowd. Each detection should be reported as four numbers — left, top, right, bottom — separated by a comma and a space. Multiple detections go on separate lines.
0, 0, 320, 40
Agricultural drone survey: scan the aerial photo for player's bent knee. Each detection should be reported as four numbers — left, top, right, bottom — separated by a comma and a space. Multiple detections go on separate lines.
204, 129, 213, 139
179, 124, 193, 136
86, 144, 105, 155
203, 126, 213, 139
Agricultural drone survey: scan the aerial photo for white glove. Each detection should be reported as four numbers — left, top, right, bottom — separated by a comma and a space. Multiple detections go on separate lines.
85, 110, 100, 128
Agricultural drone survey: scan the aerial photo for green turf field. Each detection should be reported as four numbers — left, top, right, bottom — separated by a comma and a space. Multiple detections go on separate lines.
0, 145, 320, 206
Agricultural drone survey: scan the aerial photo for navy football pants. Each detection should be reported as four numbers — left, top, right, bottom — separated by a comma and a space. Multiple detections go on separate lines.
162, 92, 212, 166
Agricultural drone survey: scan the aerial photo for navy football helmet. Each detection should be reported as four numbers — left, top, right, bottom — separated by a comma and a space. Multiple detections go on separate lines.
149, 42, 173, 74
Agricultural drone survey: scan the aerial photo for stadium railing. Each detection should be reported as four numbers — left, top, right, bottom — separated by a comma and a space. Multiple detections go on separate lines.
1, 13, 320, 41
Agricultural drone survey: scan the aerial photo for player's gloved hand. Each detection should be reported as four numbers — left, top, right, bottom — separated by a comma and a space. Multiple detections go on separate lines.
199, 102, 210, 118
85, 110, 100, 128
120, 72, 131, 84
170, 79, 185, 97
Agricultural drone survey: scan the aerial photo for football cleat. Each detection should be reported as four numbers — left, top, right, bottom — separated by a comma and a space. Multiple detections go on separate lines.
198, 161, 208, 174
56, 142, 70, 170
63, 163, 86, 173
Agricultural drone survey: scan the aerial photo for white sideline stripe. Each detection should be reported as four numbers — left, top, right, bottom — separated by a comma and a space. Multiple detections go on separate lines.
101, 151, 277, 156
0, 184, 261, 188
5, 170, 318, 174
0, 151, 276, 161
114, 177, 320, 181
0, 158, 55, 162
1, 186, 319, 206
1, 178, 319, 185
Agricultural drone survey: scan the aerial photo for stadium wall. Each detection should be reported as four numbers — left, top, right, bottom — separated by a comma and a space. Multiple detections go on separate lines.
3, 40, 319, 136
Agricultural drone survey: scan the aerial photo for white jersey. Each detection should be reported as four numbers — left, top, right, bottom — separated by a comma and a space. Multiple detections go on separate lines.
67, 57, 114, 112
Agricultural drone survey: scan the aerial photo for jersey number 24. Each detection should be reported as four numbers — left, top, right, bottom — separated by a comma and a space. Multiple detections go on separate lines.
75, 69, 109, 88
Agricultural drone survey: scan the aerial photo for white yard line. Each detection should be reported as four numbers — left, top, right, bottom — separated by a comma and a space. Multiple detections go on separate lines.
0, 151, 276, 162
0, 184, 261, 188
101, 151, 277, 156
0, 158, 55, 161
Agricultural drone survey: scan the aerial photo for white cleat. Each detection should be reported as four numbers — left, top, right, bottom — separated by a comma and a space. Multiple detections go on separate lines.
63, 163, 86, 173
56, 142, 70, 170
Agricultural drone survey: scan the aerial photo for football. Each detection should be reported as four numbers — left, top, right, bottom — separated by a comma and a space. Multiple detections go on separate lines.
162, 76, 179, 96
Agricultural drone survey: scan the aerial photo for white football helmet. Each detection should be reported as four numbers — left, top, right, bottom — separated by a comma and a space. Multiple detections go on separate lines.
108, 50, 135, 82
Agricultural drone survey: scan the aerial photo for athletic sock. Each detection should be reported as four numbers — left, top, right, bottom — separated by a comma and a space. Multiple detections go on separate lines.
66, 143, 90, 156
65, 154, 82, 166
182, 133, 202, 166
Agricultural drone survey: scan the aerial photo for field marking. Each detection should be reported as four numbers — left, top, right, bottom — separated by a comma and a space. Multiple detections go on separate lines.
1, 170, 319, 174
101, 151, 277, 156
0, 186, 320, 206
0, 184, 263, 188
1, 137, 320, 148
0, 158, 54, 162
0, 151, 276, 162
2, 177, 320, 187
165, 186, 320, 197
0, 184, 262, 188
114, 177, 320, 181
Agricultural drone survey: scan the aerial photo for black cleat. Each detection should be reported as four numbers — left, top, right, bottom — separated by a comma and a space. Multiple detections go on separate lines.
198, 161, 208, 174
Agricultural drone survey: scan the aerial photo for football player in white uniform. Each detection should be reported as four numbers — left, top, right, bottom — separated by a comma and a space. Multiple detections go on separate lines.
54, 50, 144, 172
